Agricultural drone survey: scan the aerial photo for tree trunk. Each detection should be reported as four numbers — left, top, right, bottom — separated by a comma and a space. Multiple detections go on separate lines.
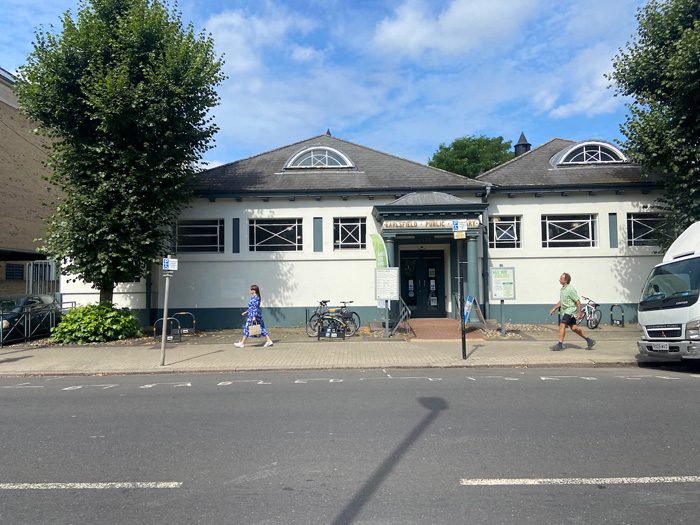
99, 285, 114, 305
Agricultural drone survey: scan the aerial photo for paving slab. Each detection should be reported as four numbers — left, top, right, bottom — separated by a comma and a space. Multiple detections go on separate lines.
0, 323, 672, 377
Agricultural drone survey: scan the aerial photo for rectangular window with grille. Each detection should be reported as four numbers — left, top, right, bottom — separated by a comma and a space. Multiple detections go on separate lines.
249, 218, 303, 252
176, 219, 224, 253
489, 216, 521, 248
333, 217, 366, 250
627, 213, 663, 246
541, 215, 597, 248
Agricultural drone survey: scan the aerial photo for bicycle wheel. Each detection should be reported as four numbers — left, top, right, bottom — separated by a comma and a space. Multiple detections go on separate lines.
306, 314, 321, 337
350, 311, 361, 332
587, 309, 602, 329
343, 315, 358, 337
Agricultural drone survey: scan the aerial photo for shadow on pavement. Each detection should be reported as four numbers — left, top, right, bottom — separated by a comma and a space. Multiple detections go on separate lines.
331, 397, 449, 525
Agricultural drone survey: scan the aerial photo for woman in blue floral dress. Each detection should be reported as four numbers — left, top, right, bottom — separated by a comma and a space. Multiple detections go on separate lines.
235, 285, 273, 347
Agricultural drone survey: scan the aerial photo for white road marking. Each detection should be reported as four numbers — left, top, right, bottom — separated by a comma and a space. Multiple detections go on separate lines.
459, 476, 700, 486
62, 384, 118, 391
139, 382, 191, 388
217, 380, 270, 385
467, 376, 519, 381
294, 378, 344, 383
2, 383, 43, 388
0, 482, 182, 490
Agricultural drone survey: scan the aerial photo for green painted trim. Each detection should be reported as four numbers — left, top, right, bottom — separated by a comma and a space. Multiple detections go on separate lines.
136, 302, 639, 330
232, 218, 240, 253
482, 302, 639, 325
608, 213, 618, 248
314, 217, 323, 252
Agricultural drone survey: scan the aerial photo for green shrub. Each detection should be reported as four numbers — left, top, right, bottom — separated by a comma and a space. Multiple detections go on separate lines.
51, 303, 143, 344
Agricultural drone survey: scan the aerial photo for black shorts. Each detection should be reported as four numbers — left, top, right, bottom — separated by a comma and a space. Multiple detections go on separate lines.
560, 314, 578, 327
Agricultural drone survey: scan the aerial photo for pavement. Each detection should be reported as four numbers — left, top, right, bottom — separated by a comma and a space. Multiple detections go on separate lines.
0, 319, 678, 377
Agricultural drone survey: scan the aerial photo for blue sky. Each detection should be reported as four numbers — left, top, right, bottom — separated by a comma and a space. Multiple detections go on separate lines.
1, 0, 647, 167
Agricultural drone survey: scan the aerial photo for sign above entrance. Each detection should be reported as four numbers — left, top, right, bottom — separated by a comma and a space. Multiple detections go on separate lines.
383, 219, 459, 230
452, 219, 480, 231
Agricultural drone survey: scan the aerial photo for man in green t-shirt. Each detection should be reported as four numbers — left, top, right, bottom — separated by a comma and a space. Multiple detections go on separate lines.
549, 273, 595, 351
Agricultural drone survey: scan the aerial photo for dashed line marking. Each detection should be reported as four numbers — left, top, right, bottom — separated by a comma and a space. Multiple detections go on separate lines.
459, 476, 700, 486
0, 482, 182, 490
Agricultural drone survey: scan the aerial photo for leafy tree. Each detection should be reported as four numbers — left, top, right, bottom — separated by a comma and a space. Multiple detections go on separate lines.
15, 0, 225, 303
428, 134, 514, 178
609, 0, 700, 247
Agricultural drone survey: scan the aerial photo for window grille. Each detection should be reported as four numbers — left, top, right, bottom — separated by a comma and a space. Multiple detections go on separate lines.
627, 213, 662, 246
285, 147, 353, 168
562, 144, 624, 163
176, 219, 224, 253
541, 215, 597, 248
334, 218, 366, 250
489, 216, 521, 248
249, 219, 303, 252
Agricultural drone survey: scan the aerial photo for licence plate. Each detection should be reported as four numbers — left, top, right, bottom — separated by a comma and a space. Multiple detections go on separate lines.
652, 342, 670, 351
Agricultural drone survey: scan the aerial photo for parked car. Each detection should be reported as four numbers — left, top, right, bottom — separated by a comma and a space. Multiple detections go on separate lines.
0, 294, 62, 345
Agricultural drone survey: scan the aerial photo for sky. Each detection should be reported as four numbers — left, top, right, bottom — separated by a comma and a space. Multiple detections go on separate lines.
0, 0, 647, 168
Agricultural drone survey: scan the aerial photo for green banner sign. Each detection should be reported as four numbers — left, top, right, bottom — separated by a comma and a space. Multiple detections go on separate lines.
370, 234, 388, 268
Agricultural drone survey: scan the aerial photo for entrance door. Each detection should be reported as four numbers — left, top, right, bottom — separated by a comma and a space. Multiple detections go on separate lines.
400, 250, 445, 318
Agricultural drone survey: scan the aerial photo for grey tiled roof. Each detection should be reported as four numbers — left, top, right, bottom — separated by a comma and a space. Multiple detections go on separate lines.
476, 138, 663, 188
194, 135, 489, 197
388, 191, 474, 206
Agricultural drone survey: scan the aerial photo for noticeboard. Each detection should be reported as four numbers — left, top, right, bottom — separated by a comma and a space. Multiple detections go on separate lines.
375, 267, 400, 301
490, 267, 515, 300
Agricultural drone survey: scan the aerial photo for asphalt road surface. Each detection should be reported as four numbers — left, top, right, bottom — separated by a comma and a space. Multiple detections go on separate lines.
2, 367, 700, 524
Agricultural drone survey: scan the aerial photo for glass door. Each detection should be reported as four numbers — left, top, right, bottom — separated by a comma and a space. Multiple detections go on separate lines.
400, 250, 445, 318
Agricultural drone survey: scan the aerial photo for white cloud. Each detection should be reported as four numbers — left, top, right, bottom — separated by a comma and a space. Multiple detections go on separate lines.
373, 0, 538, 59
206, 4, 315, 75
532, 88, 560, 113
290, 45, 324, 62
547, 44, 620, 118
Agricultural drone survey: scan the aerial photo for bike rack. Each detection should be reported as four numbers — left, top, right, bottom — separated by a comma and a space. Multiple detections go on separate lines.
153, 317, 182, 342
172, 311, 196, 336
317, 317, 345, 340
610, 304, 625, 327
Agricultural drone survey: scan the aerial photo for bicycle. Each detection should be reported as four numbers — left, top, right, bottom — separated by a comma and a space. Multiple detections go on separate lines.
577, 296, 602, 329
305, 300, 360, 337
314, 311, 349, 340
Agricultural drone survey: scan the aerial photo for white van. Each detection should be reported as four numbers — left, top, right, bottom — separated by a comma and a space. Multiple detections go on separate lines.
638, 221, 700, 361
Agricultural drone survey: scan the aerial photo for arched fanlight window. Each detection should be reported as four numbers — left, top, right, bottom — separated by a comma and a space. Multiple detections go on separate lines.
285, 147, 354, 169
551, 141, 628, 167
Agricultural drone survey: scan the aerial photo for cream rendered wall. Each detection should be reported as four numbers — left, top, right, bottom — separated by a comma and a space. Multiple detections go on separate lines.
60, 276, 149, 309
156, 196, 391, 310
486, 192, 662, 308
59, 196, 391, 312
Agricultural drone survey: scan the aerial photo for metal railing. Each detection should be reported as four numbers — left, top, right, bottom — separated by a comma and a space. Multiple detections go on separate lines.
391, 297, 411, 337
1, 307, 59, 347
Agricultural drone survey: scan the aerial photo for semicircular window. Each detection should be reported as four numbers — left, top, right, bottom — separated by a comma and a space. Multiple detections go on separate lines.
558, 142, 627, 165
285, 147, 354, 169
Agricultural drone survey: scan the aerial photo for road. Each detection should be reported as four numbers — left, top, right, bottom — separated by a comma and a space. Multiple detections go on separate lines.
2, 367, 700, 524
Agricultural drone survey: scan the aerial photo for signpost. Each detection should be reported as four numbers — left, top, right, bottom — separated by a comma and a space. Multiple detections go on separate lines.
160, 256, 178, 366
452, 219, 479, 359
490, 266, 515, 338
375, 267, 399, 339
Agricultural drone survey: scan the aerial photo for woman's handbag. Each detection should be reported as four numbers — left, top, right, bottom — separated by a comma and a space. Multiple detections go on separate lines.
248, 322, 262, 336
